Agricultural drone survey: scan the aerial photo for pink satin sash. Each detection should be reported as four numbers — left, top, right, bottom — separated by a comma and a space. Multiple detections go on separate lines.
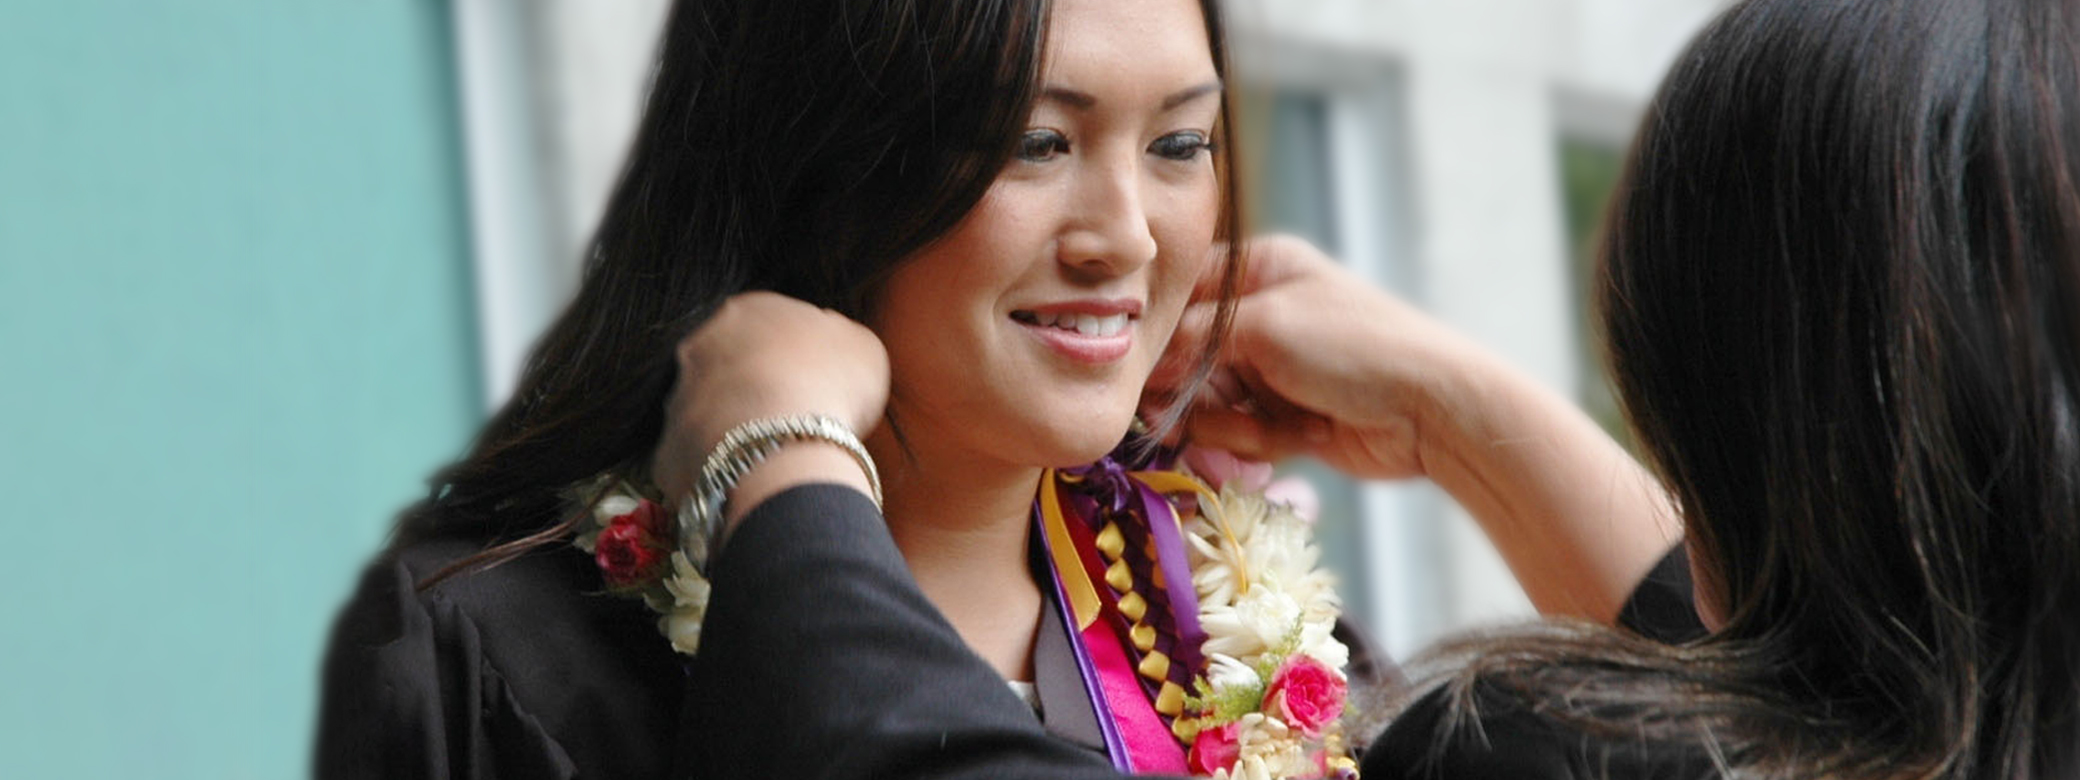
1081, 620, 1188, 772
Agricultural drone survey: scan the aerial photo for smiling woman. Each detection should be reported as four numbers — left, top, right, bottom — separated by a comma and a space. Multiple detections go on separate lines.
865, 0, 1231, 687
315, 0, 1289, 778
877, 0, 1227, 465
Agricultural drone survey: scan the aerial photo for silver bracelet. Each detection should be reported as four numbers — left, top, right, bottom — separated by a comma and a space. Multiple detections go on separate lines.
677, 414, 882, 577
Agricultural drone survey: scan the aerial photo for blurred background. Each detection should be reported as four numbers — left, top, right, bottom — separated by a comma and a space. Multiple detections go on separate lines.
0, 0, 1722, 777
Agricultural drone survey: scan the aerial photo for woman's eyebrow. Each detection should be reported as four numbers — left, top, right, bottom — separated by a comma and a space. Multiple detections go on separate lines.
1161, 81, 1223, 110
1039, 80, 1224, 111
1040, 86, 1099, 109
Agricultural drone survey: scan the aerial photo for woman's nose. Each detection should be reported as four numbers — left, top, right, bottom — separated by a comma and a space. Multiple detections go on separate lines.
1057, 154, 1158, 278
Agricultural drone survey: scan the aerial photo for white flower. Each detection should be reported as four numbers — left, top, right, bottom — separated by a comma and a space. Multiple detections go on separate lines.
574, 485, 642, 553
1294, 616, 1350, 671
661, 602, 706, 655
1201, 585, 1300, 658
594, 493, 641, 522
1187, 485, 1332, 611
655, 551, 712, 655
663, 552, 708, 605
1218, 713, 1314, 780
1205, 653, 1262, 692
1213, 756, 1273, 780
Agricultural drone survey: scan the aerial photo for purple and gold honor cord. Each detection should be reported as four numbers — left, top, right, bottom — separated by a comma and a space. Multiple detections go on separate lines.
1036, 455, 1223, 768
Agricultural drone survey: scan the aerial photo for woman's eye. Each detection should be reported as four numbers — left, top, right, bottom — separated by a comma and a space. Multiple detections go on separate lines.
1150, 131, 1213, 161
1016, 130, 1070, 162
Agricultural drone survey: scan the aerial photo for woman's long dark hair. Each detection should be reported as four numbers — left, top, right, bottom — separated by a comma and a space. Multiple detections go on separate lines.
1421, 0, 2080, 777
401, 0, 1246, 584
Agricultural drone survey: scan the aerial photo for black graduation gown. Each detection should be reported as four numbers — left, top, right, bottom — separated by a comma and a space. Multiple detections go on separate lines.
677, 484, 1710, 780
315, 534, 685, 779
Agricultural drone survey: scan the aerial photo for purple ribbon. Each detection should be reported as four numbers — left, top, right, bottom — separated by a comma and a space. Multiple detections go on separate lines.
1132, 479, 1208, 673
1059, 457, 1208, 677
1033, 500, 1133, 771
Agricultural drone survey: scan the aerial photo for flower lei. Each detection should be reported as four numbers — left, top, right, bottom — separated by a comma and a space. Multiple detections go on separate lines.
570, 481, 711, 654
569, 447, 1355, 779
1172, 448, 1356, 780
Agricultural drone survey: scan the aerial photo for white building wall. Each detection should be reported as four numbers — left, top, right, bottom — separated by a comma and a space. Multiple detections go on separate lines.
451, 0, 669, 409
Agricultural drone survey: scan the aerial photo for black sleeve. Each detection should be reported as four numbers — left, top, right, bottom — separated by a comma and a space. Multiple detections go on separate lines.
678, 484, 1153, 780
1615, 544, 1707, 645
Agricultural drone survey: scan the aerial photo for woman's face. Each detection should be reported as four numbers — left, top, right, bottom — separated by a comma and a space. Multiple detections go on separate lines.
870, 0, 1223, 470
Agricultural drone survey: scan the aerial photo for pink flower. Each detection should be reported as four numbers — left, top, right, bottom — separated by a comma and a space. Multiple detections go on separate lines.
1184, 447, 1322, 523
1263, 476, 1321, 523
1263, 656, 1346, 737
596, 501, 669, 588
1188, 721, 1242, 775
1183, 447, 1274, 492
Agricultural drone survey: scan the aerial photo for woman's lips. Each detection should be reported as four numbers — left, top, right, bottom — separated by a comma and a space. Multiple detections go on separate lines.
1011, 309, 1136, 364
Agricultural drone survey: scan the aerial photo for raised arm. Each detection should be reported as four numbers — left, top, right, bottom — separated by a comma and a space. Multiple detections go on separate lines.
1151, 236, 1681, 624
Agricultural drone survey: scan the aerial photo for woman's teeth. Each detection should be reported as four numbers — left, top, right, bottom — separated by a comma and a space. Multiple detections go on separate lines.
1021, 311, 1129, 337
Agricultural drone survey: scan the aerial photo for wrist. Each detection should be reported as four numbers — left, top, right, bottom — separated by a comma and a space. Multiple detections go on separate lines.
1363, 316, 1506, 472
1405, 331, 1565, 484
680, 414, 882, 572
721, 442, 877, 536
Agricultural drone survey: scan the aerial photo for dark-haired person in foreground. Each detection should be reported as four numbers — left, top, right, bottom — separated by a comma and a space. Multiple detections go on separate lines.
664, 0, 2080, 777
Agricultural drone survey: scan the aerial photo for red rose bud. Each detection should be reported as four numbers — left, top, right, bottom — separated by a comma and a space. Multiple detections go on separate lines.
622, 499, 670, 537
1187, 721, 1242, 775
1263, 656, 1346, 738
595, 520, 665, 589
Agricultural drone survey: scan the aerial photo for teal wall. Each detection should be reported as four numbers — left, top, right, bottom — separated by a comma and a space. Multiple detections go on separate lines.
0, 2, 480, 778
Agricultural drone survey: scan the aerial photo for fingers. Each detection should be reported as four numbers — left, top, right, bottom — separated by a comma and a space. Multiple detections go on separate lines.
1165, 234, 1341, 395
1146, 301, 1220, 394
1205, 234, 1328, 298
1191, 243, 1238, 301
1188, 238, 1281, 303
1181, 408, 1276, 459
1183, 407, 1333, 462
1190, 234, 1322, 302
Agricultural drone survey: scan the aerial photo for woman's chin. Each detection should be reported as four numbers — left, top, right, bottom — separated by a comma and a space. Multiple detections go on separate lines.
1030, 423, 1139, 468
1042, 446, 1121, 469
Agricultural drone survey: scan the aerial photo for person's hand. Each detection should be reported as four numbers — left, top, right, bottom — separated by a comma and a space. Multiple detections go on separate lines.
1148, 235, 1487, 480
1151, 235, 1681, 623
651, 291, 890, 512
